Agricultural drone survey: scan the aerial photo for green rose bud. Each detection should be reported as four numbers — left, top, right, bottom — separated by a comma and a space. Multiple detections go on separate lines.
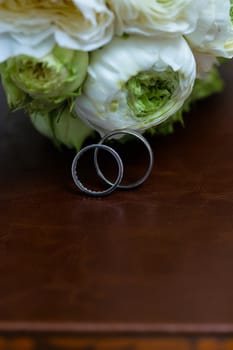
1, 45, 89, 109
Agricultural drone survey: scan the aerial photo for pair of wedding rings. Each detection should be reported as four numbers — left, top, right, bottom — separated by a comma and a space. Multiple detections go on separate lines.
71, 130, 154, 197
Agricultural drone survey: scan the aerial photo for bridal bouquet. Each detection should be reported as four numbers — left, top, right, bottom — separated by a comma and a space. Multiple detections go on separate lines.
0, 0, 233, 150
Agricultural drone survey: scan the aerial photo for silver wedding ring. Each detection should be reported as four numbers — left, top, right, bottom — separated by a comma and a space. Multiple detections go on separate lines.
71, 129, 154, 197
71, 144, 124, 197
95, 130, 154, 190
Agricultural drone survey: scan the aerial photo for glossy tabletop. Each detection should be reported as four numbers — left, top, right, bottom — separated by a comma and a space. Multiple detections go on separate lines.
0, 61, 233, 335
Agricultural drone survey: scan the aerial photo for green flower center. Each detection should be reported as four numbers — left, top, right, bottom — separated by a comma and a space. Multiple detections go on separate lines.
18, 60, 57, 84
126, 69, 179, 118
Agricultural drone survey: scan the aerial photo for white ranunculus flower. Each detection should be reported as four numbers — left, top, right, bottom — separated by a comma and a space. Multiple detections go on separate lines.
186, 0, 233, 58
106, 0, 207, 37
0, 0, 114, 62
75, 35, 196, 135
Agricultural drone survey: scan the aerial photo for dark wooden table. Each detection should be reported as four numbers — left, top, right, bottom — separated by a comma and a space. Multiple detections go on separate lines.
1, 61, 233, 350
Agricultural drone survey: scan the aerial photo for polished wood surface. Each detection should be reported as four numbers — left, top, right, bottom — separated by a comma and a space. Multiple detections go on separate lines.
0, 61, 233, 339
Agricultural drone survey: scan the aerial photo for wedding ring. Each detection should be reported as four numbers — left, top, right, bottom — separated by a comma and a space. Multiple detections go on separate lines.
72, 144, 124, 197
94, 129, 154, 190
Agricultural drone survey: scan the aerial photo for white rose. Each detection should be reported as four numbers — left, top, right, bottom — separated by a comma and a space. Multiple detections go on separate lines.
186, 0, 233, 58
106, 0, 207, 37
75, 35, 196, 135
0, 0, 114, 62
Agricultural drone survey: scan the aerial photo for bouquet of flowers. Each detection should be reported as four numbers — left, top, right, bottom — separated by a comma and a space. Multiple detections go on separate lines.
0, 0, 233, 150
